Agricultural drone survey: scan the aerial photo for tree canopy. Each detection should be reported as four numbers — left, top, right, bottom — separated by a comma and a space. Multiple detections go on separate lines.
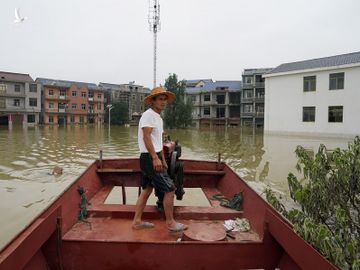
163, 73, 193, 129
265, 136, 360, 269
106, 102, 129, 125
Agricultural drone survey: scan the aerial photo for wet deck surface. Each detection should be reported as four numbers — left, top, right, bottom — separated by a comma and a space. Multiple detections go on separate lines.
64, 185, 260, 244
63, 217, 260, 243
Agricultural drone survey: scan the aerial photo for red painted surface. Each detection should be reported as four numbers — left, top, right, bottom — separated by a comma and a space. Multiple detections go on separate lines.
0, 159, 338, 270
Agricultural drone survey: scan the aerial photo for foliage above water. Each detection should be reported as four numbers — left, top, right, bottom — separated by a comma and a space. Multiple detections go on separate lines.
107, 102, 129, 125
163, 73, 193, 129
265, 136, 360, 270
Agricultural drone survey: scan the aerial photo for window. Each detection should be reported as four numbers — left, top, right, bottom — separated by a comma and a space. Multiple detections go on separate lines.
97, 103, 101, 110
13, 99, 20, 106
60, 90, 66, 97
48, 89, 54, 96
49, 102, 54, 108
244, 104, 253, 113
81, 104, 86, 110
0, 84, 7, 92
132, 94, 136, 100
329, 73, 344, 90
245, 77, 252, 84
303, 76, 316, 92
203, 107, 210, 115
216, 95, 225, 104
29, 98, 37, 107
30, 84, 37, 92
97, 93, 102, 99
244, 90, 253, 99
72, 91, 77, 97
70, 115, 75, 123
14, 84, 20, 92
328, 106, 343, 122
27, 114, 35, 123
191, 96, 196, 102
79, 116, 84, 123
48, 116, 54, 123
72, 104, 77, 109
204, 94, 210, 102
303, 107, 315, 122
81, 92, 86, 97
0, 98, 5, 108
216, 107, 225, 118
88, 92, 93, 98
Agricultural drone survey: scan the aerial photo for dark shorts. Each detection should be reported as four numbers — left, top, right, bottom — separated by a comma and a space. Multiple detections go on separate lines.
140, 152, 175, 193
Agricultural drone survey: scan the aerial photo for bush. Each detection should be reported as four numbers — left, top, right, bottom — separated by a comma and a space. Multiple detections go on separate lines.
265, 136, 360, 269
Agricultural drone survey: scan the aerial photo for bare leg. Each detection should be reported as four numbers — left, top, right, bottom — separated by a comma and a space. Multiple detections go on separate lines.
133, 186, 153, 226
163, 191, 176, 226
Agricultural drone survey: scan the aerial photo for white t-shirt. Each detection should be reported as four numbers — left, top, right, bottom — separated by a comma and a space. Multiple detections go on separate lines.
138, 108, 163, 153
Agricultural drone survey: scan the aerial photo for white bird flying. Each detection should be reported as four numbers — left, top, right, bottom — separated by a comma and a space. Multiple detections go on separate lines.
14, 8, 27, 23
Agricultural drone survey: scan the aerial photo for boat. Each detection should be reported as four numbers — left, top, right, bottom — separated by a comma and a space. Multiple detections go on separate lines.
0, 147, 337, 269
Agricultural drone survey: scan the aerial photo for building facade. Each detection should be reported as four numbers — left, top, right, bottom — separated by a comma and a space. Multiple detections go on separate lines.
241, 69, 272, 127
0, 71, 41, 127
185, 80, 242, 127
36, 78, 105, 125
263, 51, 360, 136
99, 82, 150, 123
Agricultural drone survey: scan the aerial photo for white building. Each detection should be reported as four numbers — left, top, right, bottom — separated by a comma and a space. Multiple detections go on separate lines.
263, 51, 360, 136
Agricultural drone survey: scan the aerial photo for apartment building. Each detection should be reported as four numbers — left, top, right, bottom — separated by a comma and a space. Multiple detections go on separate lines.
241, 68, 273, 127
36, 78, 105, 125
99, 82, 150, 122
0, 71, 41, 127
263, 51, 360, 136
185, 80, 242, 127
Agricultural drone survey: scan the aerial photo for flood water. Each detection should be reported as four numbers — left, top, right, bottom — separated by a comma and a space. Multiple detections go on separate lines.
0, 125, 353, 250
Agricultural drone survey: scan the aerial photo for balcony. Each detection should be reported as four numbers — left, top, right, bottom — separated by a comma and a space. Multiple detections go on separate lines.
88, 97, 94, 102
240, 111, 264, 118
0, 92, 26, 98
255, 97, 264, 103
241, 97, 254, 103
242, 82, 265, 89
58, 108, 66, 113
59, 95, 68, 100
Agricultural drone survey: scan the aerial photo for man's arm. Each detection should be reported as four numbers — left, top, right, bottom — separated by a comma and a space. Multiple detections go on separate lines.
143, 127, 162, 172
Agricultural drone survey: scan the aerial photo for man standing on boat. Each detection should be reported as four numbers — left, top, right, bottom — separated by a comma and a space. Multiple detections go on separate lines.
132, 86, 188, 232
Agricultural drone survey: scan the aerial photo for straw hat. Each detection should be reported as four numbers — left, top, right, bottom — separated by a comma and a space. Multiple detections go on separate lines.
144, 86, 176, 105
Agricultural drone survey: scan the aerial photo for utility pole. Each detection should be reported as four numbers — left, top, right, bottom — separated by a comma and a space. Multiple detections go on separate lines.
148, 0, 161, 88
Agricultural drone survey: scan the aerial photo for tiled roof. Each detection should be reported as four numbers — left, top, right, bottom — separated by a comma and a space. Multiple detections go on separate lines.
243, 68, 273, 76
267, 51, 360, 75
185, 80, 241, 94
36, 78, 101, 90
185, 79, 213, 86
0, 71, 34, 83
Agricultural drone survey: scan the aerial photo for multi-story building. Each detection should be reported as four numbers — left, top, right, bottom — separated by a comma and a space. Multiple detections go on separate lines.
99, 82, 150, 123
185, 80, 242, 127
0, 71, 41, 127
36, 78, 105, 125
241, 68, 273, 127
263, 51, 360, 136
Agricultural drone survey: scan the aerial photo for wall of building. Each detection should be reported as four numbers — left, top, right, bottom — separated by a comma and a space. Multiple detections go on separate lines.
264, 65, 360, 136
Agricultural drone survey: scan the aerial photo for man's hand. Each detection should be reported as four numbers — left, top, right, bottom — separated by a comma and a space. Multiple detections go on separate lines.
152, 156, 163, 172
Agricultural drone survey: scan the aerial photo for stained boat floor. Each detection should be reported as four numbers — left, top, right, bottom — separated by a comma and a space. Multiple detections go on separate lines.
63, 217, 260, 243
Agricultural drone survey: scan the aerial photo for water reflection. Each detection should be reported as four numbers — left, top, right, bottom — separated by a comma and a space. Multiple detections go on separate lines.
0, 125, 353, 250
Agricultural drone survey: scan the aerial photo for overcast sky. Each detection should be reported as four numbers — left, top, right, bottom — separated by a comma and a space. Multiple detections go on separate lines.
1, 0, 359, 88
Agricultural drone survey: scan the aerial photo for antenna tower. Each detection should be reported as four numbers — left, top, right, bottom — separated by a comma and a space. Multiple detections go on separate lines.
148, 0, 161, 88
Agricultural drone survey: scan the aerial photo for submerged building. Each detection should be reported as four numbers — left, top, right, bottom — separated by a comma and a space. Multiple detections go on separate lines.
0, 71, 41, 127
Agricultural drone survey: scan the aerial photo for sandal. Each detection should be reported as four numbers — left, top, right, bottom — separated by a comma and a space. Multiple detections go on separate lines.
168, 223, 188, 232
132, 222, 155, 230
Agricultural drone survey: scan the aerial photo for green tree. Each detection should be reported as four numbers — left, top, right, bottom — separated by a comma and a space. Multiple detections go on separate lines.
105, 102, 129, 125
163, 73, 193, 129
265, 136, 360, 269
